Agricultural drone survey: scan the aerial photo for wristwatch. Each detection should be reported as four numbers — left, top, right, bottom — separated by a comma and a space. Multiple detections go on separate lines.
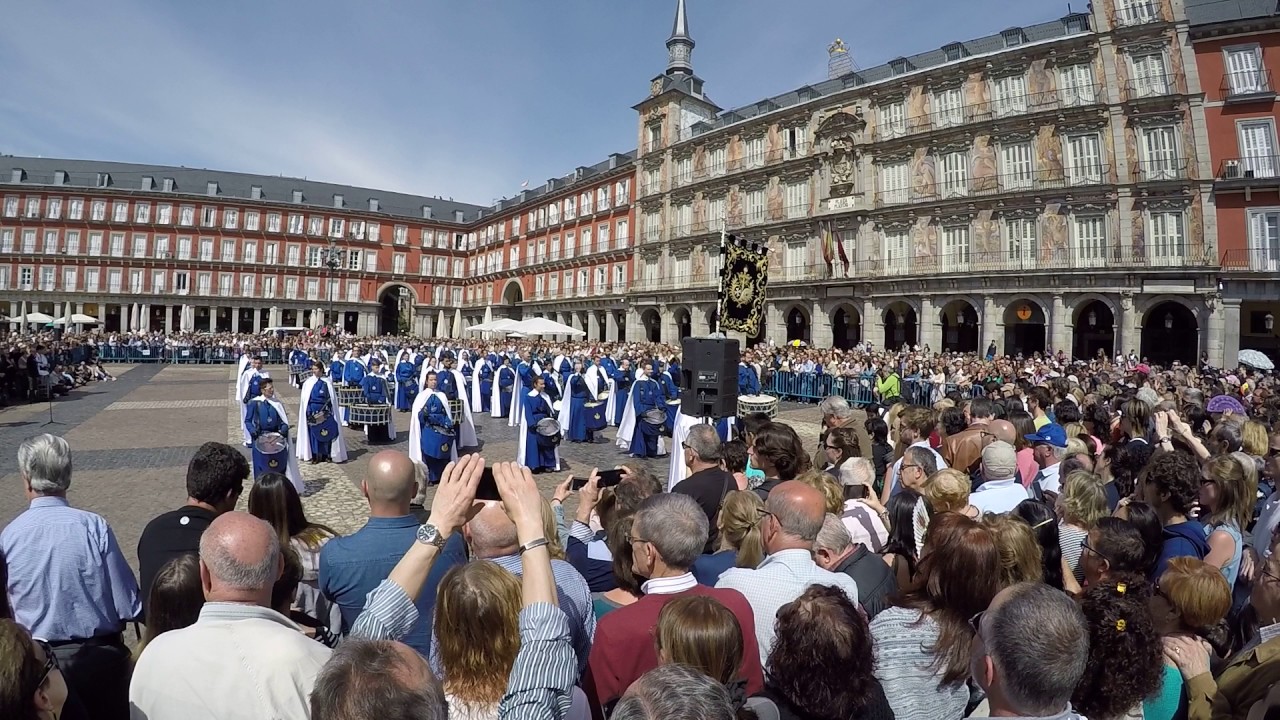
415, 523, 448, 549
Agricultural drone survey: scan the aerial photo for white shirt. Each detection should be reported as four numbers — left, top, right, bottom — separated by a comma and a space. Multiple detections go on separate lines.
970, 477, 1031, 515
1034, 462, 1063, 495
1255, 489, 1280, 559
640, 572, 697, 596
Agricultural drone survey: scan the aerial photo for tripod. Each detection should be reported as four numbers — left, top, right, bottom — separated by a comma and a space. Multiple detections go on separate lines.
40, 341, 64, 427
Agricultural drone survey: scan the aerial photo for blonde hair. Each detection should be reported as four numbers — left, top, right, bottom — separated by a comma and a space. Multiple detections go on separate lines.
1204, 454, 1257, 531
923, 468, 971, 513
796, 469, 844, 515
718, 491, 765, 569
886, 403, 907, 452
1059, 470, 1108, 528
540, 498, 565, 560
1242, 421, 1269, 457
656, 595, 744, 685
981, 513, 1044, 587
1160, 557, 1232, 632
435, 561, 522, 705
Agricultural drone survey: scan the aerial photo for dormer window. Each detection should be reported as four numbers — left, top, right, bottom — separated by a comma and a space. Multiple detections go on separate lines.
250, 185, 263, 200
889, 57, 913, 76
96, 173, 111, 188
9, 169, 25, 183
369, 198, 380, 212
141, 176, 154, 191
1062, 12, 1089, 33
333, 194, 344, 209
162, 177, 175, 192
1001, 27, 1026, 48
206, 181, 219, 196
53, 171, 67, 186
943, 42, 968, 62
292, 190, 304, 203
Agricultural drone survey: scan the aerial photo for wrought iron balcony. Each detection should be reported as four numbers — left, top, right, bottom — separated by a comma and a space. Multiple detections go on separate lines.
874, 164, 1111, 208
1222, 69, 1276, 103
1217, 156, 1280, 183
1220, 246, 1280, 272
1135, 159, 1189, 182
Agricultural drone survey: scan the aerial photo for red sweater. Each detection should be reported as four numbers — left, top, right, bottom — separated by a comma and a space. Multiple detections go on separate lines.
585, 584, 764, 717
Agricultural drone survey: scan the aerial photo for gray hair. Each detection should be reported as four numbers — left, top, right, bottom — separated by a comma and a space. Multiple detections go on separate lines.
838, 457, 875, 488
903, 445, 939, 476
19, 434, 72, 494
634, 493, 708, 570
612, 663, 734, 720
198, 515, 281, 591
985, 582, 1089, 716
818, 395, 854, 420
311, 639, 445, 720
814, 513, 853, 555
766, 486, 824, 543
685, 424, 722, 463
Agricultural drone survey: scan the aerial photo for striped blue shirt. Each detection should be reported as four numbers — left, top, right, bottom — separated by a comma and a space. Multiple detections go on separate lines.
1, 496, 142, 640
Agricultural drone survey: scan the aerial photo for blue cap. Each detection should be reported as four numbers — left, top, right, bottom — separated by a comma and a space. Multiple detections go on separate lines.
1024, 423, 1067, 448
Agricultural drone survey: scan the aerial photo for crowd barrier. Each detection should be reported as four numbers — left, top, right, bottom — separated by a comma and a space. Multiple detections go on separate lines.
764, 370, 986, 407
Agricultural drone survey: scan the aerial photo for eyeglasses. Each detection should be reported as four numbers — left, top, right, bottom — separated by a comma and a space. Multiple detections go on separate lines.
1080, 538, 1109, 561
32, 639, 57, 692
1267, 447, 1280, 458
968, 610, 986, 636
625, 533, 651, 546
754, 508, 774, 526
902, 464, 922, 473
825, 444, 840, 450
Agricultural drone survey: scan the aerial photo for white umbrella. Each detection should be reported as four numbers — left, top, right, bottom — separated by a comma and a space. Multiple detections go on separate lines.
483, 305, 493, 326
437, 309, 448, 339
511, 316, 585, 337
23, 312, 54, 324
1238, 349, 1275, 371
53, 313, 100, 325
467, 318, 522, 333
452, 308, 462, 338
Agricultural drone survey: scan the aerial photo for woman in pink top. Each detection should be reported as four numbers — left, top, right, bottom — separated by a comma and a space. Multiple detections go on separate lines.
1008, 409, 1040, 487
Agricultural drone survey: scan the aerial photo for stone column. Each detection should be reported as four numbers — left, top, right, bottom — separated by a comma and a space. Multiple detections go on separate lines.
231, 306, 240, 334
253, 308, 262, 333
1211, 296, 1232, 368
626, 307, 642, 342
766, 303, 784, 343
141, 304, 150, 332
164, 304, 174, 334
1117, 293, 1137, 358
1050, 294, 1068, 355
660, 304, 677, 344
691, 304, 710, 337
811, 300, 833, 348
919, 297, 939, 352
606, 311, 620, 343
862, 299, 884, 349
982, 295, 1001, 355
208, 306, 217, 333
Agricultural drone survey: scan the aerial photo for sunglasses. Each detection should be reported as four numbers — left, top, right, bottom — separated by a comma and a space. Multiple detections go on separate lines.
1267, 447, 1280, 458
32, 639, 58, 692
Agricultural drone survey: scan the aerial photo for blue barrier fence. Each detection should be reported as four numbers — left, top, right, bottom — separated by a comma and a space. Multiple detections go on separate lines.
764, 371, 986, 407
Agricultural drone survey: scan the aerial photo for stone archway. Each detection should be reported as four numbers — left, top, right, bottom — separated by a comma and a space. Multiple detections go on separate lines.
641, 308, 662, 342
785, 304, 811, 343
1141, 301, 1199, 365
883, 301, 918, 350
830, 302, 861, 349
939, 299, 980, 353
1073, 299, 1116, 361
1003, 299, 1047, 357
673, 307, 692, 340
501, 279, 524, 321
378, 284, 415, 336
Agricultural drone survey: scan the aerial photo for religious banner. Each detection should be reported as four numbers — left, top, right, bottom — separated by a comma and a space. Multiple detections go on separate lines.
717, 232, 770, 337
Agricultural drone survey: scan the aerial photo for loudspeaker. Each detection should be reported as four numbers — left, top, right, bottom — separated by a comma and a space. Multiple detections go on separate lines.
680, 337, 740, 419
52, 327, 64, 342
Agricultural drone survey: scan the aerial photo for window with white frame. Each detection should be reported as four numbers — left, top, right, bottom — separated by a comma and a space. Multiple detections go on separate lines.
108, 269, 123, 293
1065, 133, 1103, 185
1148, 210, 1186, 264
676, 157, 693, 186
673, 204, 692, 233
643, 212, 661, 242
201, 206, 216, 227
155, 204, 171, 224
1117, 0, 1158, 25
88, 232, 103, 256
565, 196, 577, 220
883, 228, 909, 274
1059, 64, 1097, 107
65, 230, 80, 255
263, 242, 277, 265
1238, 119, 1277, 178
91, 200, 106, 221
940, 152, 969, 197
2, 197, 16, 217
1005, 218, 1037, 266
0, 268, 9, 290
595, 266, 606, 293
614, 264, 626, 291
129, 269, 143, 294
151, 269, 164, 293
642, 167, 661, 196
878, 102, 907, 138
306, 278, 319, 300
85, 268, 100, 292
150, 235, 167, 259
262, 276, 276, 298
596, 187, 609, 211
548, 273, 559, 297
243, 241, 257, 264
241, 274, 255, 297
265, 212, 281, 233
0, 229, 11, 252
548, 202, 561, 225
23, 198, 39, 218
745, 136, 765, 168
1072, 215, 1108, 266
1001, 142, 1035, 189
286, 244, 300, 266
21, 230, 36, 254
65, 268, 78, 292
43, 230, 58, 255
577, 269, 589, 295
129, 202, 148, 224
745, 189, 766, 225
44, 197, 61, 220
68, 198, 84, 221
941, 224, 970, 271
616, 178, 631, 204
880, 161, 910, 204
420, 257, 431, 276
1225, 45, 1266, 95
174, 205, 192, 226
616, 219, 629, 247
40, 267, 56, 291
305, 246, 322, 268
393, 254, 406, 274
221, 239, 236, 263
435, 257, 447, 276
1247, 209, 1280, 270
707, 147, 727, 177
785, 127, 809, 159
285, 277, 298, 298
1140, 125, 1180, 180
223, 208, 239, 229
196, 238, 212, 261
991, 75, 1028, 116
192, 272, 209, 295
109, 233, 125, 257
112, 201, 128, 223
367, 223, 380, 242
346, 280, 359, 302
784, 243, 806, 280
784, 181, 809, 218
218, 272, 233, 296
18, 267, 33, 290
329, 218, 344, 238
245, 211, 260, 231
934, 88, 964, 127
132, 234, 147, 258
564, 270, 575, 294
1130, 52, 1169, 97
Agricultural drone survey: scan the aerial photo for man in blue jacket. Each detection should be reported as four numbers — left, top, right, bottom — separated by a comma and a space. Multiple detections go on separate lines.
1137, 450, 1209, 580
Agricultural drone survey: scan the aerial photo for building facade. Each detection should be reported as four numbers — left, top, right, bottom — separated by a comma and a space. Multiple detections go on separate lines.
1189, 0, 1280, 365
1, 0, 1273, 366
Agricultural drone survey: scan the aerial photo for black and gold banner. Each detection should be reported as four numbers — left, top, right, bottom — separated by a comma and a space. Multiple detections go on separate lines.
717, 234, 769, 337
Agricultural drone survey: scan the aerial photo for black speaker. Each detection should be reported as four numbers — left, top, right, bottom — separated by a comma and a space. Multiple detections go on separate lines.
52, 327, 64, 342
680, 337, 740, 418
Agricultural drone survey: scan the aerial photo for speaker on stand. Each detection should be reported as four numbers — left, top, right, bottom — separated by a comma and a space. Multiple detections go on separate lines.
679, 337, 740, 419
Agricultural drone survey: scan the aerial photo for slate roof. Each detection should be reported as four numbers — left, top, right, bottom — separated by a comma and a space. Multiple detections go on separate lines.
1186, 0, 1279, 26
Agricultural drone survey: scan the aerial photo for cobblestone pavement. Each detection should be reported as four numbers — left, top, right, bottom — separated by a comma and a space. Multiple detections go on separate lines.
0, 363, 824, 579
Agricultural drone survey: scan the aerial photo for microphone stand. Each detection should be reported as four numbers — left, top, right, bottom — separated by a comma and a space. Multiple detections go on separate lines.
41, 340, 64, 427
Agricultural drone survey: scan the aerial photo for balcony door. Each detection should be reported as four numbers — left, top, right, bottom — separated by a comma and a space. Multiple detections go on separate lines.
1239, 119, 1277, 179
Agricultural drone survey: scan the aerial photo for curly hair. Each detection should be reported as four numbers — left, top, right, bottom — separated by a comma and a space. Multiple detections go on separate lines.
752, 422, 811, 481
767, 585, 879, 719
1106, 441, 1154, 498
1141, 451, 1201, 514
1072, 576, 1163, 720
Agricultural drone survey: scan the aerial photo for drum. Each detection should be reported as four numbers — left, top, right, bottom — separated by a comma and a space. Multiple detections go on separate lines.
288, 363, 310, 377
252, 432, 289, 476
585, 401, 607, 431
597, 390, 610, 400
641, 408, 667, 426
307, 410, 330, 426
349, 404, 392, 426
534, 417, 562, 448
337, 386, 365, 408
738, 394, 779, 418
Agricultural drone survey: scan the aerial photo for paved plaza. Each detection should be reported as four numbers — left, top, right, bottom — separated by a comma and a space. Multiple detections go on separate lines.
0, 365, 825, 574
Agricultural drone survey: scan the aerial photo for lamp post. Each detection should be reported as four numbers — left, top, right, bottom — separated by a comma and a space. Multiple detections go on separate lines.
323, 239, 344, 333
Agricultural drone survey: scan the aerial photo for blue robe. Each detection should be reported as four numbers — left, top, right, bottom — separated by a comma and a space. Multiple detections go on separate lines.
242, 373, 263, 405
343, 358, 366, 386
522, 392, 558, 470
245, 399, 289, 477
738, 364, 761, 396
478, 364, 494, 413
656, 372, 680, 436
629, 378, 663, 457
288, 349, 310, 386
517, 361, 535, 392
497, 366, 516, 417
541, 372, 562, 404
669, 361, 682, 388
360, 373, 392, 441
557, 358, 573, 388
612, 367, 633, 426
394, 361, 419, 412
306, 379, 340, 459
418, 393, 454, 485
329, 359, 344, 384
565, 374, 591, 443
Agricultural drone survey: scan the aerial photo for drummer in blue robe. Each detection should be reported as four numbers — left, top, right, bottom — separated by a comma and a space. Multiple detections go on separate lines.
244, 379, 302, 492
329, 356, 345, 385
520, 376, 560, 473
669, 356, 682, 388
438, 352, 462, 418
541, 369, 562, 406
343, 354, 367, 387
416, 371, 455, 486
236, 357, 267, 447
394, 354, 419, 412
560, 360, 593, 443
629, 364, 665, 458
738, 361, 761, 396
477, 358, 494, 413
288, 347, 310, 388
360, 358, 394, 443
611, 359, 633, 427
557, 356, 573, 389
655, 361, 681, 436
496, 357, 516, 418
299, 361, 344, 464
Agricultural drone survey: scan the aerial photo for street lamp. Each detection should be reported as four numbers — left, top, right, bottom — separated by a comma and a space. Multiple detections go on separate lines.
1266, 312, 1275, 333
1088, 310, 1097, 328
323, 239, 345, 332
1164, 313, 1173, 330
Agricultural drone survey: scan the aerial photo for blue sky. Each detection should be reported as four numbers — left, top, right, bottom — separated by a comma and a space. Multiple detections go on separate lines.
0, 0, 1076, 206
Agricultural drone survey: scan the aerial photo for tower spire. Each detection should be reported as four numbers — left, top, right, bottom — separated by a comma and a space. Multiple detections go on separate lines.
666, 0, 694, 76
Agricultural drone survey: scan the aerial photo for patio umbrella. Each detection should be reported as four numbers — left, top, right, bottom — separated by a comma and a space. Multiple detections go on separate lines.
23, 312, 54, 324
452, 308, 462, 338
437, 309, 448, 338
53, 313, 100, 325
1238, 349, 1275, 371
510, 317, 585, 337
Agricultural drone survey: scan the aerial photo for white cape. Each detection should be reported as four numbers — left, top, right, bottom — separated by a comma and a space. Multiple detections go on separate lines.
446, 368, 478, 448
408, 389, 458, 467
490, 365, 505, 418
470, 359, 488, 412
296, 376, 349, 464
667, 411, 735, 491
615, 373, 666, 455
517, 390, 560, 471
248, 395, 304, 494
508, 362, 530, 427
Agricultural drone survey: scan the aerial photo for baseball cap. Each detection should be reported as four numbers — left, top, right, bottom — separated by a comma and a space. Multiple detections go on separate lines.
1024, 423, 1068, 449
981, 441, 1018, 480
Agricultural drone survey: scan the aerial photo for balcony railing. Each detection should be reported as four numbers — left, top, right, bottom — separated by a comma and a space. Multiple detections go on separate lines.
1221, 246, 1280, 272
1115, 1, 1162, 26
1126, 74, 1175, 100
1217, 156, 1280, 181
1222, 69, 1275, 102
872, 84, 1103, 143
875, 164, 1111, 208
1135, 158, 1189, 182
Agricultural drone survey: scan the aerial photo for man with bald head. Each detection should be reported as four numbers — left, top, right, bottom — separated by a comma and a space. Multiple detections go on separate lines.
130, 512, 332, 719
716, 479, 860, 667
319, 450, 465, 656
